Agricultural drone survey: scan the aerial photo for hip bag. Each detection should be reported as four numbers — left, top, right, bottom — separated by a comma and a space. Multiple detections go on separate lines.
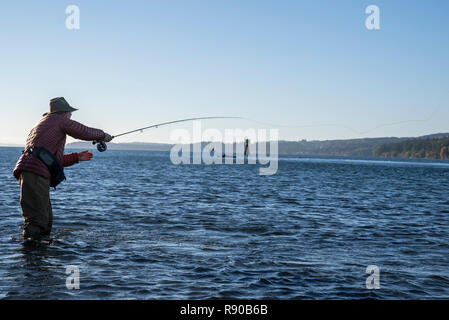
23, 146, 66, 188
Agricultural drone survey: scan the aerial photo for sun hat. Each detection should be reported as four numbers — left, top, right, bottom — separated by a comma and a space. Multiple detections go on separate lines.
43, 97, 78, 116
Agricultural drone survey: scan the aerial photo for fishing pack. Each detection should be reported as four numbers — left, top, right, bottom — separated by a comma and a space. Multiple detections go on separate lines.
23, 146, 66, 188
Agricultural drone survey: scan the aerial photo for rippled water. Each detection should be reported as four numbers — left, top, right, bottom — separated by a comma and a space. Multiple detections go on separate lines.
1, 146, 448, 299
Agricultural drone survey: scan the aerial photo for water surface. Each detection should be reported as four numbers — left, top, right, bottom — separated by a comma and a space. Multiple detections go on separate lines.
1, 147, 448, 299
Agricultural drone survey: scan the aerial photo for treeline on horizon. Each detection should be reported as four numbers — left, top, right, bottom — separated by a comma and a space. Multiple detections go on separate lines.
374, 137, 449, 159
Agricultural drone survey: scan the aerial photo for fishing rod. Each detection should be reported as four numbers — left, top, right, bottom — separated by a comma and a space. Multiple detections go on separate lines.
93, 116, 243, 152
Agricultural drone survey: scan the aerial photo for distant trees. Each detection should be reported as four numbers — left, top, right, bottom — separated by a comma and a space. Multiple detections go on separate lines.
374, 137, 449, 159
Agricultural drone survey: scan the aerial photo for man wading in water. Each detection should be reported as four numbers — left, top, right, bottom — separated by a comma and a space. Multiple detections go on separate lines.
13, 97, 113, 241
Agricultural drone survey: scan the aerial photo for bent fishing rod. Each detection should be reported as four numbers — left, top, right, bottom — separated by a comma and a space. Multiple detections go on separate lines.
93, 116, 243, 152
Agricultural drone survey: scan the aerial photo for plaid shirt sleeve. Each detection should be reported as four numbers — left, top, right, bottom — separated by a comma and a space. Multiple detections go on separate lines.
60, 117, 105, 141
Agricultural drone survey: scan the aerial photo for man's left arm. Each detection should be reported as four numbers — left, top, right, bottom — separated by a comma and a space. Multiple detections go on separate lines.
62, 151, 92, 167
62, 153, 79, 167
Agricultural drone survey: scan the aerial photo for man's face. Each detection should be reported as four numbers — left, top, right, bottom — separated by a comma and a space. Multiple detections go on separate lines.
66, 112, 72, 119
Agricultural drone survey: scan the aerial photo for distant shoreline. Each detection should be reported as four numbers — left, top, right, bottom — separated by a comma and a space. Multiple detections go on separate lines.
2, 132, 449, 160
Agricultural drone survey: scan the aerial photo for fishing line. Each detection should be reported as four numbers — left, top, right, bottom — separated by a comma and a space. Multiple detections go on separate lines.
237, 108, 439, 135
93, 109, 439, 152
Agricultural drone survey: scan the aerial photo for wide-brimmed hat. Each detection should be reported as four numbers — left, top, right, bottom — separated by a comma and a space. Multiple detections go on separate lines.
43, 97, 78, 116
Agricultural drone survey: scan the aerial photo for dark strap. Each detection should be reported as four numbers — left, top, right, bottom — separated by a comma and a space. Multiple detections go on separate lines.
22, 147, 38, 155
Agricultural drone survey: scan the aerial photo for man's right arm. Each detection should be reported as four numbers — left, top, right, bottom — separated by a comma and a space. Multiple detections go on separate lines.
60, 117, 108, 142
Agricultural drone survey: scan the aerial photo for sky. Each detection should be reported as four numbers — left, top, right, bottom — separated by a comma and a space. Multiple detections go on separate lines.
0, 0, 448, 145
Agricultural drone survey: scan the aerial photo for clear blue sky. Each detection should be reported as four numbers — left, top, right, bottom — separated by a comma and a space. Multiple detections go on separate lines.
1, 0, 448, 145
